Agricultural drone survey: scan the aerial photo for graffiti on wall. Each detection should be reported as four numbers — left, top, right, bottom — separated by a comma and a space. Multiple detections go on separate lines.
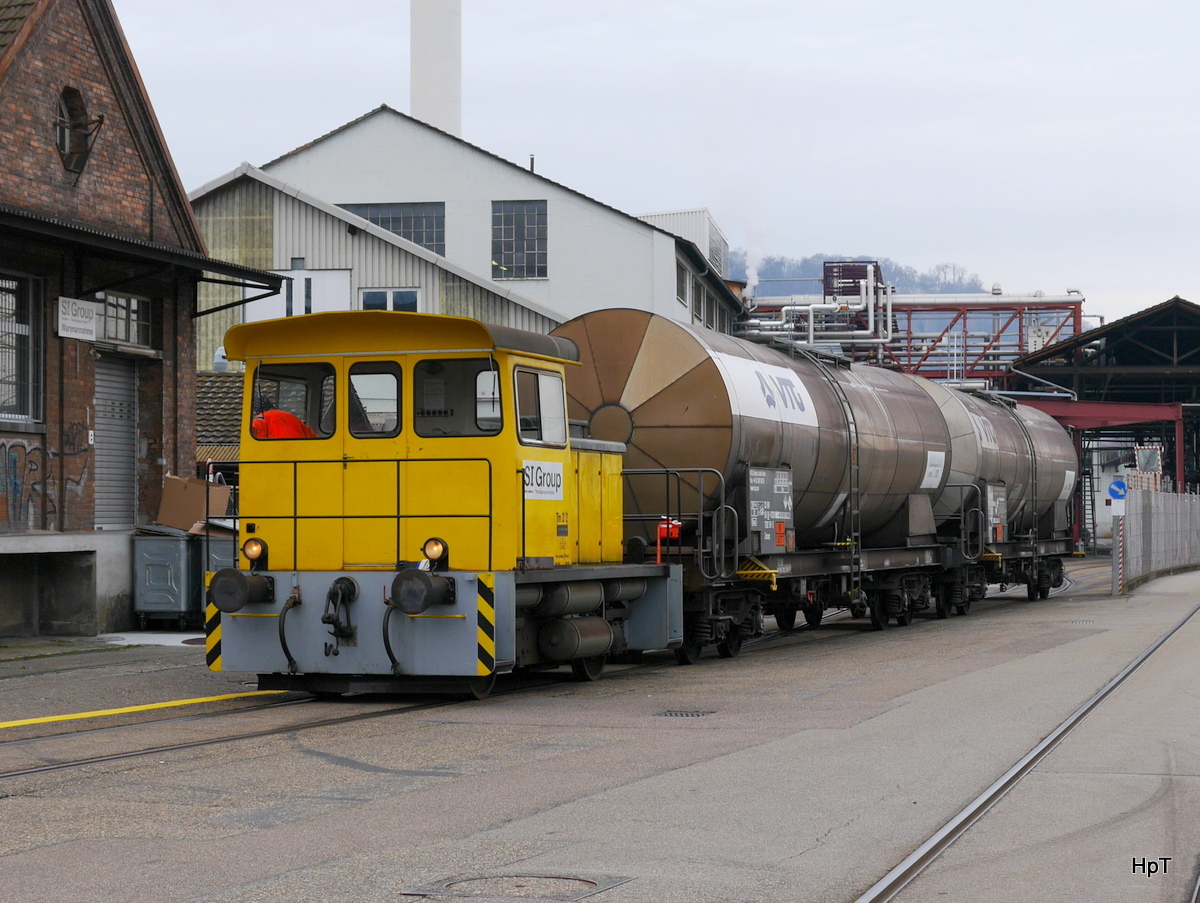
0, 423, 90, 531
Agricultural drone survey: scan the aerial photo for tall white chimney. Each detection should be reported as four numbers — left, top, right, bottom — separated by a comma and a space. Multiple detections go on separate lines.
410, 0, 462, 137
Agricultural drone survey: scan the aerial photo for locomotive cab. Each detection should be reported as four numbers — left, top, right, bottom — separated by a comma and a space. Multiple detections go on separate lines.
207, 312, 679, 696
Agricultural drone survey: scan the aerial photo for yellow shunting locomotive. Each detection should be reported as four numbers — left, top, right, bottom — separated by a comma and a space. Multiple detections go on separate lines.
206, 311, 679, 697
206, 308, 1077, 697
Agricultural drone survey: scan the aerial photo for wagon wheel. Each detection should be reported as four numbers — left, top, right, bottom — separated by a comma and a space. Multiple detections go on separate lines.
870, 597, 890, 631
1026, 579, 1038, 601
774, 607, 797, 632
893, 593, 913, 627
934, 586, 953, 620
570, 655, 606, 682
716, 623, 743, 658
802, 606, 823, 628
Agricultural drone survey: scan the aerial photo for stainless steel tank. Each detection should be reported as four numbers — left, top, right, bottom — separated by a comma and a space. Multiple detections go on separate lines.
551, 310, 954, 545
919, 380, 1077, 534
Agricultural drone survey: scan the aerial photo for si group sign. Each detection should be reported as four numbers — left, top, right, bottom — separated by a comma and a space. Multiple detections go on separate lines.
57, 297, 100, 341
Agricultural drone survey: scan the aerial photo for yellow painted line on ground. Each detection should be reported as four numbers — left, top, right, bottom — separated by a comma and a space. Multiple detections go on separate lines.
0, 691, 286, 730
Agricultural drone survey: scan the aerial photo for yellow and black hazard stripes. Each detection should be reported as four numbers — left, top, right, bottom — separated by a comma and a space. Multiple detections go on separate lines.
477, 573, 496, 676
205, 602, 222, 671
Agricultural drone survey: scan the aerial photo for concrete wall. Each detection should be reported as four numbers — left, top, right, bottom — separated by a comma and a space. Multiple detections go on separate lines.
0, 532, 133, 636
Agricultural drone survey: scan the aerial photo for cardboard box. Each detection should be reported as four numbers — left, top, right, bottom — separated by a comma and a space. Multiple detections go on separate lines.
157, 476, 232, 531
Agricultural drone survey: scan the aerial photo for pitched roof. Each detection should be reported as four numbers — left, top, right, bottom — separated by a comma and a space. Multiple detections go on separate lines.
0, 1, 35, 53
1014, 295, 1200, 366
261, 105, 743, 312
196, 371, 243, 445
189, 162, 561, 324
0, 0, 206, 253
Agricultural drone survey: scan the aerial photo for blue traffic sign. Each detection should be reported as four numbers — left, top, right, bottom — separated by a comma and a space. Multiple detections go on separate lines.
1108, 480, 1128, 500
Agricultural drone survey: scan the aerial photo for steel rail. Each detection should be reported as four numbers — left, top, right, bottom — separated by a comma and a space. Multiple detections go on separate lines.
0, 700, 451, 780
854, 597, 1200, 903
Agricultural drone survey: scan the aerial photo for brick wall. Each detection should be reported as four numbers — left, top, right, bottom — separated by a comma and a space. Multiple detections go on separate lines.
0, 0, 192, 248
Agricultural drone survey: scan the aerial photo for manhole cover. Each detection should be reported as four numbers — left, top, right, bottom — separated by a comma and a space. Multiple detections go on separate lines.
444, 876, 596, 898
658, 710, 714, 718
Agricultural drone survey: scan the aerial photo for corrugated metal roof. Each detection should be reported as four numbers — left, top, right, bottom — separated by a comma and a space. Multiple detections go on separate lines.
196, 371, 243, 445
196, 444, 240, 464
0, 1, 35, 53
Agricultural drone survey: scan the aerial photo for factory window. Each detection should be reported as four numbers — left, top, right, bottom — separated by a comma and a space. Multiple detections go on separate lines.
0, 274, 42, 422
692, 281, 705, 325
361, 288, 419, 312
514, 368, 566, 446
492, 200, 547, 279
54, 87, 102, 174
676, 263, 689, 307
339, 202, 445, 255
96, 291, 153, 347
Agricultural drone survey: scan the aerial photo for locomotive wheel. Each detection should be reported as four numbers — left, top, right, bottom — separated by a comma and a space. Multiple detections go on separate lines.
463, 674, 496, 700
717, 624, 743, 659
571, 654, 606, 682
774, 607, 797, 632
870, 598, 889, 631
802, 606, 823, 628
674, 637, 703, 665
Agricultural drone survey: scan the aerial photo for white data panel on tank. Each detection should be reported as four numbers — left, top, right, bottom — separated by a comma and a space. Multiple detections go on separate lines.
920, 451, 946, 490
712, 353, 819, 428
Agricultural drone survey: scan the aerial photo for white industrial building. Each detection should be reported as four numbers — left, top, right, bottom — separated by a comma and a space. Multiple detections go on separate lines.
259, 106, 738, 323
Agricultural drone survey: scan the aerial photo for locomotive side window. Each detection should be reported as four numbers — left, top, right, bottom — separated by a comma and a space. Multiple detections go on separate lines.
250, 363, 335, 440
349, 362, 401, 438
413, 358, 503, 437
514, 368, 567, 446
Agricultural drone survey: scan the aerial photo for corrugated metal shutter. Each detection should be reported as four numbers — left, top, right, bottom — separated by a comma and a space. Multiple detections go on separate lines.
94, 356, 138, 529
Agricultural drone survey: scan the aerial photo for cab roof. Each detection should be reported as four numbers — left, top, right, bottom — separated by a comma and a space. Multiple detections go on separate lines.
224, 311, 579, 363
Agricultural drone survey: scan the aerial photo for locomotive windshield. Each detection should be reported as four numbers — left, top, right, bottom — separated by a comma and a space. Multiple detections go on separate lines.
413, 358, 503, 438
250, 363, 335, 440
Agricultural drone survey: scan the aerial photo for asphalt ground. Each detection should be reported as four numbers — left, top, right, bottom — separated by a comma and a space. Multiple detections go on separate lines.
1, 556, 1197, 903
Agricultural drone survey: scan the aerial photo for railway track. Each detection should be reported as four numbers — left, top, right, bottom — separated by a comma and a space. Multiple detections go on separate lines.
0, 570, 1088, 785
852, 594, 1200, 902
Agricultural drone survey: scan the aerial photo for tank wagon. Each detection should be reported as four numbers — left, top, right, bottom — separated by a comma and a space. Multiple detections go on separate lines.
205, 309, 1076, 696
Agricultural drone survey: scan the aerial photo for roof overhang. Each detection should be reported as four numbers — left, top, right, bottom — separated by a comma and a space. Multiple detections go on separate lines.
1017, 398, 1185, 430
0, 204, 282, 314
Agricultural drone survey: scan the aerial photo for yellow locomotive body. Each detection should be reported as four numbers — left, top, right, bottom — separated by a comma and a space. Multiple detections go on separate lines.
207, 311, 679, 696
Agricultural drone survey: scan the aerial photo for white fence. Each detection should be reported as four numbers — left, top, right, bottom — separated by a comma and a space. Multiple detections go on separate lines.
1113, 489, 1200, 593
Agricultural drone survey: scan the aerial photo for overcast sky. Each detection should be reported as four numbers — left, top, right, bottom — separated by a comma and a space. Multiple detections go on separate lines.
115, 0, 1198, 321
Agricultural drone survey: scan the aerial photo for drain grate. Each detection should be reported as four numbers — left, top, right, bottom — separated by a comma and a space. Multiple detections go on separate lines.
1071, 620, 1095, 625
658, 710, 715, 718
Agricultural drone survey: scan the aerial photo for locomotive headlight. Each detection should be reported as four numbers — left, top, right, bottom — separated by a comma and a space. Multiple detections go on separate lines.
242, 538, 268, 570
421, 537, 449, 569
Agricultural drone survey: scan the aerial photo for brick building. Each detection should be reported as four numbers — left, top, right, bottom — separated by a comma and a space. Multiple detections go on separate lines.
0, 0, 279, 634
